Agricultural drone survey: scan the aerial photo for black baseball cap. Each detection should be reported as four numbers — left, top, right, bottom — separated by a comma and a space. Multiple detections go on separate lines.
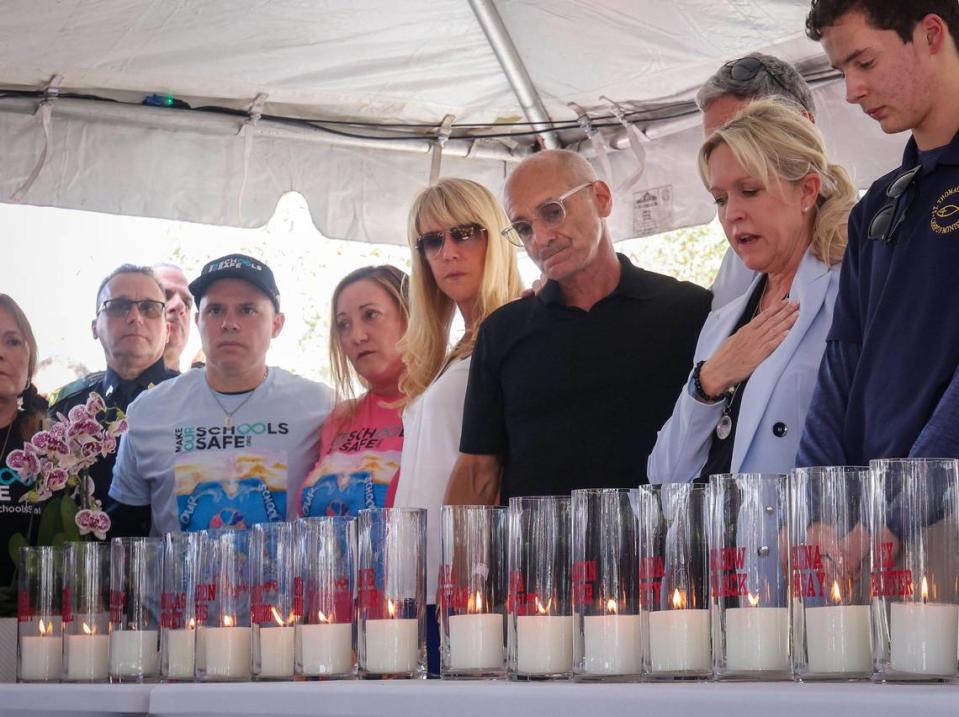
189, 254, 280, 311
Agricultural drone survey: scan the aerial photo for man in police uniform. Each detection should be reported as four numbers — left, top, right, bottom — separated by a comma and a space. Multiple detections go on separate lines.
49, 264, 177, 527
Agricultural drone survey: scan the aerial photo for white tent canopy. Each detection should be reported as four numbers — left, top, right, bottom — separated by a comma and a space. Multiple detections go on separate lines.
0, 0, 906, 245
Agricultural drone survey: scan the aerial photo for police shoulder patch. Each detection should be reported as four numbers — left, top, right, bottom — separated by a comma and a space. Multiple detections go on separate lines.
47, 372, 105, 409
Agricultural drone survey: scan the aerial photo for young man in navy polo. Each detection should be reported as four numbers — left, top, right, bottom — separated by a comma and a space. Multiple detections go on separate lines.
800, 0, 959, 467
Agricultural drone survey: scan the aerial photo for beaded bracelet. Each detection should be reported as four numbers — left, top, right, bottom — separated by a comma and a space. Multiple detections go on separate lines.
692, 361, 728, 404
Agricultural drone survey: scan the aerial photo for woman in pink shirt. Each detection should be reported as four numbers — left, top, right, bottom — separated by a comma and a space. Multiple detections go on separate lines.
299, 265, 409, 517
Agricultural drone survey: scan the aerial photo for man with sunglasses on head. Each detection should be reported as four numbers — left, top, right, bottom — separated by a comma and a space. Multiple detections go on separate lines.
799, 0, 959, 470
446, 150, 711, 506
698, 53, 818, 310
49, 264, 178, 534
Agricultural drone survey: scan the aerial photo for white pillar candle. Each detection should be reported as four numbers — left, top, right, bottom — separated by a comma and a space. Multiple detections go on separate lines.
109, 629, 159, 678
296, 623, 353, 676
648, 609, 711, 674
64, 633, 109, 681
163, 629, 195, 679
256, 626, 294, 678
890, 601, 959, 676
203, 627, 252, 680
364, 619, 418, 674
724, 607, 788, 672
516, 615, 573, 675
582, 614, 641, 675
448, 613, 504, 670
18, 636, 62, 681
804, 605, 872, 674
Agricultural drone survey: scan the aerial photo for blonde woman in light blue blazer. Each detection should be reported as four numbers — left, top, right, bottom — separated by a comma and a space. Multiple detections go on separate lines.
648, 100, 858, 484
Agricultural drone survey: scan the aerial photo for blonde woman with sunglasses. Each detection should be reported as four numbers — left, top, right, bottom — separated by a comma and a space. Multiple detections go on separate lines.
394, 178, 522, 673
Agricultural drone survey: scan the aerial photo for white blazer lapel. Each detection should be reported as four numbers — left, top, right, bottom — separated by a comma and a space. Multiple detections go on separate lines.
730, 250, 832, 471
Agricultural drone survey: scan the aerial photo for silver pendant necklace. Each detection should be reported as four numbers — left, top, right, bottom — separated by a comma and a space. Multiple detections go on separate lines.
206, 368, 269, 428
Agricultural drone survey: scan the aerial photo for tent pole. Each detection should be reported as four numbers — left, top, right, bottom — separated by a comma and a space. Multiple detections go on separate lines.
467, 0, 562, 150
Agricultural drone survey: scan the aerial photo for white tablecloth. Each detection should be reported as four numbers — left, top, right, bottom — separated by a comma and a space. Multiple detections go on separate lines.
0, 680, 956, 717
0, 683, 154, 716
150, 680, 958, 717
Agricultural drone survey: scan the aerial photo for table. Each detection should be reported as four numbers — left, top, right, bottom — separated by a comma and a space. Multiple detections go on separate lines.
0, 683, 153, 717
151, 680, 959, 717
0, 680, 956, 717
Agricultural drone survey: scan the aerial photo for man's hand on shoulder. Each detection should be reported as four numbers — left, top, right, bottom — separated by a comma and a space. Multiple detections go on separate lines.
445, 453, 502, 506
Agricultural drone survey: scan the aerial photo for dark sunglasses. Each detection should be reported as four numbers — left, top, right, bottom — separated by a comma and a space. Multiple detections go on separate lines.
415, 223, 485, 257
725, 56, 791, 96
867, 165, 921, 243
97, 298, 166, 319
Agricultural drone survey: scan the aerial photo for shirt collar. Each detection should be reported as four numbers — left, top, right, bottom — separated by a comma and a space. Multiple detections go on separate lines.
104, 357, 174, 400
901, 127, 959, 170
537, 253, 651, 307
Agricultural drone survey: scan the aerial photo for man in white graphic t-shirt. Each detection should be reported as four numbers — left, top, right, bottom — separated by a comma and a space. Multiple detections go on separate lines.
109, 254, 334, 535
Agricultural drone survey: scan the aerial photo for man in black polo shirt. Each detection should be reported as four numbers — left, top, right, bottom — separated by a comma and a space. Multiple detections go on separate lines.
446, 149, 711, 504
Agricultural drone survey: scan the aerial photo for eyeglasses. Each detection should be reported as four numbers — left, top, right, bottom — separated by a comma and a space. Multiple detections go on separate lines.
415, 223, 486, 258
97, 299, 166, 319
867, 165, 920, 243
724, 56, 792, 97
502, 182, 595, 246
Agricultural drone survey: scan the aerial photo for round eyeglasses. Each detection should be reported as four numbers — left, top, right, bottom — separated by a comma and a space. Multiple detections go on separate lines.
501, 182, 595, 246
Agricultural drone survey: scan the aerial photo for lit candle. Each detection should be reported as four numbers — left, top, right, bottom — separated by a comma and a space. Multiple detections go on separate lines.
515, 597, 573, 676
256, 607, 294, 679
19, 619, 62, 682
890, 576, 959, 676
724, 593, 788, 672
110, 629, 160, 678
203, 615, 252, 681
364, 599, 419, 674
164, 619, 195, 680
448, 592, 504, 671
296, 610, 353, 677
65, 622, 109, 681
804, 580, 871, 675
648, 589, 711, 674
582, 598, 641, 675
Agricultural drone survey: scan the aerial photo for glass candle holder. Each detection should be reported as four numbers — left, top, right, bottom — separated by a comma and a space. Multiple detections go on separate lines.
709, 473, 790, 680
62, 542, 110, 682
633, 484, 710, 680
293, 517, 356, 679
109, 537, 163, 683
161, 532, 199, 682
17, 546, 62, 682
439, 505, 506, 679
195, 529, 252, 682
251, 522, 295, 680
507, 496, 573, 680
790, 467, 872, 681
869, 458, 959, 681
571, 489, 641, 681
357, 508, 426, 678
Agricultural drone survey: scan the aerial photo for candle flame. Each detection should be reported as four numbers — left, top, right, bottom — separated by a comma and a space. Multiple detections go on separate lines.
672, 589, 687, 610
188, 618, 196, 630
830, 580, 842, 604
606, 598, 618, 615
387, 599, 396, 618
469, 592, 484, 614
222, 615, 235, 627
81, 622, 94, 635
534, 596, 550, 616
747, 592, 760, 608
317, 610, 331, 624
271, 606, 286, 627
921, 576, 929, 603
38, 619, 52, 636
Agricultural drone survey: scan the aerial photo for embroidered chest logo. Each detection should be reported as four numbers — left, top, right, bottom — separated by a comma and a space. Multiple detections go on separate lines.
930, 185, 959, 234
